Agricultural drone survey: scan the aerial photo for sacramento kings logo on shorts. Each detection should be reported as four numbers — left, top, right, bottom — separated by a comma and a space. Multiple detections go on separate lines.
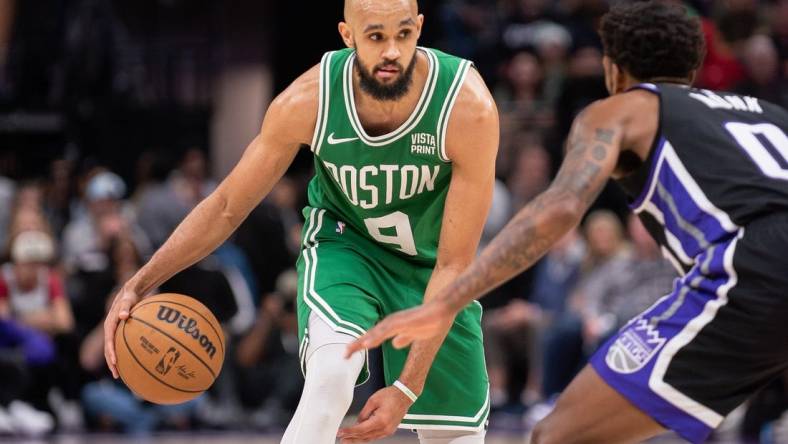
605, 318, 666, 374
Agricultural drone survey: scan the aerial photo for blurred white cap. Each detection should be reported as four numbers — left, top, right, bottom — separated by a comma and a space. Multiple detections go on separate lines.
86, 171, 126, 202
11, 230, 55, 264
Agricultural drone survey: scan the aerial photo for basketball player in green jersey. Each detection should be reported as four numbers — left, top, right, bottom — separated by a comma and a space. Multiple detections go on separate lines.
102, 0, 498, 442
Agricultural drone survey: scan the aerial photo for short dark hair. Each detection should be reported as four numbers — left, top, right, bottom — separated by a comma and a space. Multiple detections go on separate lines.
600, 1, 705, 81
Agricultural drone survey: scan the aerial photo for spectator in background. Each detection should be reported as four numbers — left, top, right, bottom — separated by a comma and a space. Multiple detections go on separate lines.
0, 231, 72, 336
581, 215, 677, 339
69, 234, 142, 340
438, 0, 501, 81
772, 0, 788, 78
135, 151, 194, 249
529, 228, 585, 318
507, 139, 552, 210
0, 321, 56, 437
171, 148, 217, 208
0, 176, 15, 252
550, 43, 607, 166
234, 270, 303, 430
62, 170, 150, 274
479, 179, 513, 251
42, 158, 77, 239
234, 181, 298, 296
736, 34, 788, 108
496, 50, 554, 159
0, 230, 74, 422
541, 210, 629, 399
696, 6, 747, 90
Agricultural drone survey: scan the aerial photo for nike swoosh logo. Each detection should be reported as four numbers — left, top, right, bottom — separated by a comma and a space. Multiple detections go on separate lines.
327, 133, 359, 145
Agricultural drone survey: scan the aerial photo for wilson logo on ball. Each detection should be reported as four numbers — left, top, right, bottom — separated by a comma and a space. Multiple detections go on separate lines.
156, 305, 218, 359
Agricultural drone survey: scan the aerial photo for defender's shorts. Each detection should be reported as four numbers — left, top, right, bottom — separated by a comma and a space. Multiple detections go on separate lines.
591, 213, 788, 443
296, 207, 490, 432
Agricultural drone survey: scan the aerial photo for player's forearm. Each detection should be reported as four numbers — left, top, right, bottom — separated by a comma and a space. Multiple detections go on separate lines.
442, 189, 583, 314
399, 265, 466, 394
127, 190, 247, 296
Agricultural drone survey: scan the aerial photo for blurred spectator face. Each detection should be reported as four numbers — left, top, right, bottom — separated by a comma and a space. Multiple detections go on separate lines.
10, 231, 54, 290
340, 0, 422, 101
85, 172, 125, 219
97, 212, 128, 245
111, 236, 141, 282
553, 227, 582, 255
569, 46, 603, 77
16, 183, 44, 211
507, 51, 543, 95
513, 144, 550, 192
9, 208, 49, 239
584, 211, 624, 259
180, 148, 207, 182
271, 177, 298, 211
627, 214, 658, 255
742, 35, 778, 86
518, 0, 548, 19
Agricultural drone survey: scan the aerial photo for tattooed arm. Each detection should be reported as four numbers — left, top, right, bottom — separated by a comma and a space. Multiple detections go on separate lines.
438, 113, 620, 314
346, 92, 655, 352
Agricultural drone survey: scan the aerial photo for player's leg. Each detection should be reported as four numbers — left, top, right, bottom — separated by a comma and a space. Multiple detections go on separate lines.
417, 428, 487, 443
533, 220, 788, 444
280, 313, 365, 444
529, 365, 664, 444
284, 208, 382, 443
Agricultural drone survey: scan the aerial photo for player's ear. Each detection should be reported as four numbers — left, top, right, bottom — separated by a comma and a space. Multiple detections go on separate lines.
416, 14, 424, 37
687, 70, 698, 86
610, 61, 627, 95
338, 21, 354, 48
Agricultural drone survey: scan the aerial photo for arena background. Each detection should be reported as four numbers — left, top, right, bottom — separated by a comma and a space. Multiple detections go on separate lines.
0, 0, 786, 443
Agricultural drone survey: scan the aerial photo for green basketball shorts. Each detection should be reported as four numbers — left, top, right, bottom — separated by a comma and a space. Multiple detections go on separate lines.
296, 207, 489, 432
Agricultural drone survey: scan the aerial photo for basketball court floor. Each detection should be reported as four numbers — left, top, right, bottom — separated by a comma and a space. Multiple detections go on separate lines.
0, 432, 691, 444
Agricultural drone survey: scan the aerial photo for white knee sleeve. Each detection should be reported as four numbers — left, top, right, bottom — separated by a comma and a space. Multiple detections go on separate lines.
280, 313, 365, 444
417, 428, 487, 444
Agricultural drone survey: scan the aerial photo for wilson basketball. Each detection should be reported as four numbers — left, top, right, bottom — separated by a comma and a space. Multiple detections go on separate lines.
114, 293, 225, 404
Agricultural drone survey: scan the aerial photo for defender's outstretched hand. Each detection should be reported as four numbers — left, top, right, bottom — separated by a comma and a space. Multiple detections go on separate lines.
346, 300, 457, 357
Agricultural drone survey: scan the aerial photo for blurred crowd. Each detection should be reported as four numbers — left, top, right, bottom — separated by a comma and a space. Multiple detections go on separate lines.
0, 0, 787, 442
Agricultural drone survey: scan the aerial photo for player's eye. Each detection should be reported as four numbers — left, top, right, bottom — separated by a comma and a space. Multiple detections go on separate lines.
398, 29, 411, 39
369, 33, 383, 42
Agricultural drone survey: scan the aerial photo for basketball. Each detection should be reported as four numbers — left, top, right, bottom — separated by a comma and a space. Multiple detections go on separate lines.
114, 293, 225, 405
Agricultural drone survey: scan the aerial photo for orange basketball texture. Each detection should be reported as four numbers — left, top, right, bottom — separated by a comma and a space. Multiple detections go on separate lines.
114, 293, 225, 404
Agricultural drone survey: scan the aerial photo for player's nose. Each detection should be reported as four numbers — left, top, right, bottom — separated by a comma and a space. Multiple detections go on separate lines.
382, 41, 400, 61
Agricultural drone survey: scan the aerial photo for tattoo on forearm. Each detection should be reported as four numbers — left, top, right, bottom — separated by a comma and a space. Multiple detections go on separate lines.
445, 123, 619, 310
595, 128, 615, 144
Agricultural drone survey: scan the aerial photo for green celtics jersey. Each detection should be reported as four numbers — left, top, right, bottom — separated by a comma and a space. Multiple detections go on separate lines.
307, 47, 472, 265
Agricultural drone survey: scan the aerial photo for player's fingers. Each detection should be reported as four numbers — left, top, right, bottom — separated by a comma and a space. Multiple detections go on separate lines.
338, 415, 385, 441
345, 320, 396, 358
357, 398, 379, 422
103, 306, 120, 379
117, 296, 133, 320
391, 333, 415, 349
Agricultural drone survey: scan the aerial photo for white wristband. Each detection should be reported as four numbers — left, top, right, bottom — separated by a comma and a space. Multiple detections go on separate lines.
393, 380, 418, 403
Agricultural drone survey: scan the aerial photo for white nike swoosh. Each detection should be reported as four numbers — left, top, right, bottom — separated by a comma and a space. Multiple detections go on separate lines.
327, 133, 359, 145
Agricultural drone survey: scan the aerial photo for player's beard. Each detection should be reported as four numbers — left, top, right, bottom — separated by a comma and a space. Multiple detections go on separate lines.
354, 51, 418, 101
